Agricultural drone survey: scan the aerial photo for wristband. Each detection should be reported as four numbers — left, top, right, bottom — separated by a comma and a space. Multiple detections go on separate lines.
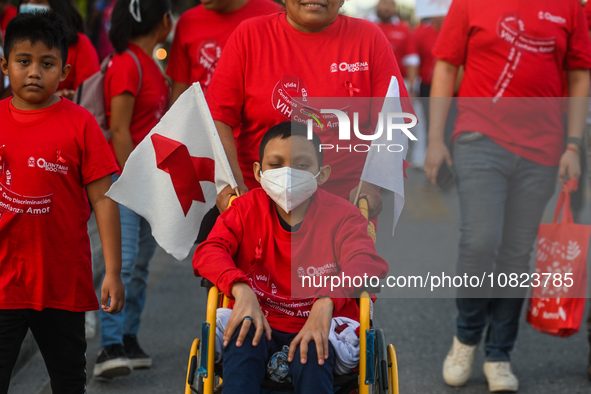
565, 137, 582, 148
566, 146, 580, 154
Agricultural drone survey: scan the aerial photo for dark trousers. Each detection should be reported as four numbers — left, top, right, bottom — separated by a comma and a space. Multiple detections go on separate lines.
0, 309, 86, 394
223, 323, 336, 394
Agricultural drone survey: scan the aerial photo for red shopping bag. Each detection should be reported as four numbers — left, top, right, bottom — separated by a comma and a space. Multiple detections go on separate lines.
526, 179, 590, 337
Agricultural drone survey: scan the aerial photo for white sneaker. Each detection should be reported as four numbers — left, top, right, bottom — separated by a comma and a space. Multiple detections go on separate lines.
483, 361, 518, 392
442, 336, 478, 386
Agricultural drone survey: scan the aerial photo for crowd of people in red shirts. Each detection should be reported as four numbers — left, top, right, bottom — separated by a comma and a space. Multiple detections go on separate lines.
1, 0, 591, 393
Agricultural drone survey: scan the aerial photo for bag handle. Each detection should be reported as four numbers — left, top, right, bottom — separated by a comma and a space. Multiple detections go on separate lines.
100, 50, 143, 94
552, 179, 578, 224
124, 49, 143, 95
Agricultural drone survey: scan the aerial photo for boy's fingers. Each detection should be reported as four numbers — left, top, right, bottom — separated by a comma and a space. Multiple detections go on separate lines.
236, 318, 251, 347
223, 316, 239, 346
253, 317, 264, 346
100, 289, 108, 309
288, 333, 302, 362
112, 296, 124, 313
313, 332, 325, 365
264, 318, 272, 341
298, 336, 309, 364
323, 333, 329, 360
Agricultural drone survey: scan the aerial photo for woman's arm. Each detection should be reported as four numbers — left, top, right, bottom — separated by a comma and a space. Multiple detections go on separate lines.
423, 59, 458, 185
109, 92, 136, 169
215, 120, 249, 212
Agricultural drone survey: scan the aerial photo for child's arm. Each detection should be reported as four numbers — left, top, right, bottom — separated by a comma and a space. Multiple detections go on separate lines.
110, 93, 136, 169
86, 175, 125, 314
193, 203, 271, 346
223, 282, 272, 348
287, 297, 334, 365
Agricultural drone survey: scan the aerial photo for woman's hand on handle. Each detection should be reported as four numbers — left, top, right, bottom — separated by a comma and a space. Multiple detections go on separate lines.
216, 183, 249, 213
215, 120, 248, 213
349, 182, 382, 219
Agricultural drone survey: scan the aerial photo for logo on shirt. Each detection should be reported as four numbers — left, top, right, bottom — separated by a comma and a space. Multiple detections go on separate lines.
331, 63, 338, 73
28, 157, 35, 167
272, 75, 310, 119
495, 13, 556, 100
302, 262, 338, 277
197, 39, 222, 88
36, 158, 69, 175
538, 11, 566, 25
0, 158, 54, 217
335, 62, 370, 73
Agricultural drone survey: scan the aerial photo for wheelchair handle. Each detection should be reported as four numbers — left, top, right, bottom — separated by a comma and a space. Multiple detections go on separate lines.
358, 197, 369, 220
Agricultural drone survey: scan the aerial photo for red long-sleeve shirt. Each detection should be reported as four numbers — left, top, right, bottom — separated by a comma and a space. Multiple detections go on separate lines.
193, 188, 389, 333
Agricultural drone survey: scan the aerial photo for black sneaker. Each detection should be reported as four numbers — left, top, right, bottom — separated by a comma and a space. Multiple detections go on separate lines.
93, 344, 133, 379
124, 334, 152, 369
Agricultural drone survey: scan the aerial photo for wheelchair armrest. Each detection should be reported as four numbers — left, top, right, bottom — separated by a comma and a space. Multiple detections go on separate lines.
201, 278, 214, 289
350, 285, 381, 299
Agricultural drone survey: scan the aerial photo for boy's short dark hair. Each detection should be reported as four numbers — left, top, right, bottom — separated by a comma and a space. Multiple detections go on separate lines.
259, 121, 324, 167
4, 11, 69, 68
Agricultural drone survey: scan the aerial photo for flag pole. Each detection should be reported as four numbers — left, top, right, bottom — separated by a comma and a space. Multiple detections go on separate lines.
353, 180, 364, 207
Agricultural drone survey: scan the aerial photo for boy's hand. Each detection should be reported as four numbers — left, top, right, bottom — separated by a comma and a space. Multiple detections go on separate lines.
224, 282, 272, 347
288, 297, 333, 365
101, 273, 125, 314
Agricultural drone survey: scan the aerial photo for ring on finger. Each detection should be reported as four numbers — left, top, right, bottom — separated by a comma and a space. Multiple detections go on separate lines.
243, 316, 252, 321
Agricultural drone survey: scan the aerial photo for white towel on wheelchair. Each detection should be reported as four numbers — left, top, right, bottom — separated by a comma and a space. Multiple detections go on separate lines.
214, 308, 360, 375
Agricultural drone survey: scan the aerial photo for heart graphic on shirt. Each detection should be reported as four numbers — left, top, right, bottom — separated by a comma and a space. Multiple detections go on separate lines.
197, 39, 222, 87
271, 75, 348, 133
493, 13, 556, 99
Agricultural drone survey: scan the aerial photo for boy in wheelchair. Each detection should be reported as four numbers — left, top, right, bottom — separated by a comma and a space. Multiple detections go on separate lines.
192, 121, 389, 393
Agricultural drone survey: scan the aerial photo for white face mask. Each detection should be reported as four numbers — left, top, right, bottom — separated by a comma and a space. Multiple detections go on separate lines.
19, 3, 51, 13
260, 167, 321, 213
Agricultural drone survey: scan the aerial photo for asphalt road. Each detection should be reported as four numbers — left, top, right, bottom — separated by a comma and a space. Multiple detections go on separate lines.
9, 169, 591, 394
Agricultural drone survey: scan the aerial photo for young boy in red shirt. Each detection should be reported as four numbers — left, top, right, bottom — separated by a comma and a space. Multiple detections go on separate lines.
0, 11, 124, 393
193, 121, 389, 393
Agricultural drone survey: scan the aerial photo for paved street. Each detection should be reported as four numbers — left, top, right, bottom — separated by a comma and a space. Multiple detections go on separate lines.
9, 168, 591, 394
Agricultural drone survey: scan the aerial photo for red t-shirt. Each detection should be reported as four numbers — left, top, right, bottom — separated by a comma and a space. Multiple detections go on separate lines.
415, 21, 439, 85
207, 13, 410, 197
433, 0, 591, 166
0, 98, 118, 312
104, 43, 170, 171
0, 4, 16, 37
58, 33, 100, 92
166, 0, 282, 92
193, 188, 389, 333
376, 19, 418, 78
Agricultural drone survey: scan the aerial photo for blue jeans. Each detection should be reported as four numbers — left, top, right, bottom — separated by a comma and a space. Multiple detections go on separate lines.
452, 133, 557, 361
223, 323, 335, 394
99, 176, 157, 347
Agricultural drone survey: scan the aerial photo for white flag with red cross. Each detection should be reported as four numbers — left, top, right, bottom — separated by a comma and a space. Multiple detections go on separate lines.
106, 83, 237, 260
360, 76, 412, 235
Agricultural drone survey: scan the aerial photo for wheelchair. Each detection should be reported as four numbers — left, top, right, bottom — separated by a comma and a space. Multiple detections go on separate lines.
185, 198, 400, 394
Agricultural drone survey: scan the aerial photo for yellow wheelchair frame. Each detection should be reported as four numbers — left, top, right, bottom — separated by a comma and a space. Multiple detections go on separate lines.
185, 198, 399, 394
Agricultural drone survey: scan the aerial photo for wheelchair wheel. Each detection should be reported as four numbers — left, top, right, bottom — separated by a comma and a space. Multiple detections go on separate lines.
369, 329, 389, 394
185, 339, 204, 394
